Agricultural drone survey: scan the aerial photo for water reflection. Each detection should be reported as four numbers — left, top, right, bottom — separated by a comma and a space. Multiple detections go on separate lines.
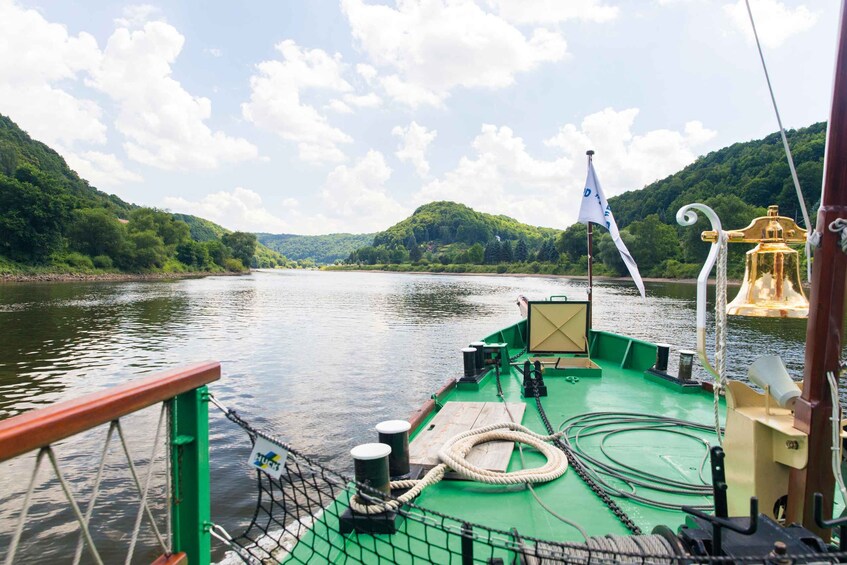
0, 271, 844, 561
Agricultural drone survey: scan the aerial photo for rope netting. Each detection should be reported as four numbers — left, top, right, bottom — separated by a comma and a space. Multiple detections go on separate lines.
210, 401, 845, 565
1, 403, 173, 564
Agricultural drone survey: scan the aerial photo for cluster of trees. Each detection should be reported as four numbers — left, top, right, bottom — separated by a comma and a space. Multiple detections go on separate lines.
341, 123, 824, 279
0, 159, 258, 272
257, 232, 374, 264
0, 113, 282, 273
344, 197, 765, 279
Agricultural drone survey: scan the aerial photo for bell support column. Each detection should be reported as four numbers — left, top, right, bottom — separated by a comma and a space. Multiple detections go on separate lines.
786, 0, 847, 535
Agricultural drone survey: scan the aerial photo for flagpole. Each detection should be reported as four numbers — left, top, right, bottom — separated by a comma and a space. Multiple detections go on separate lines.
586, 150, 594, 327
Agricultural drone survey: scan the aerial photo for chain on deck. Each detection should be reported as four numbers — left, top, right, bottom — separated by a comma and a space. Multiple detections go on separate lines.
208, 397, 847, 564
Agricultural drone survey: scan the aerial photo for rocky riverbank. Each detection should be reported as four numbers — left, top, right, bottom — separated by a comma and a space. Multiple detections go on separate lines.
0, 270, 249, 283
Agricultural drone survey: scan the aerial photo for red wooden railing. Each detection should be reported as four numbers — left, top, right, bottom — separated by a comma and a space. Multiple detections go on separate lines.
0, 361, 220, 462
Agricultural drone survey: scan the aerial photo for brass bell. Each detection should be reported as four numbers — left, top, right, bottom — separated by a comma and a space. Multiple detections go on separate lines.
702, 205, 809, 318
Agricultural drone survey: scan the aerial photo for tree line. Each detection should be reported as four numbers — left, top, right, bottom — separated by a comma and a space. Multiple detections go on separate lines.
0, 162, 260, 273
341, 123, 825, 278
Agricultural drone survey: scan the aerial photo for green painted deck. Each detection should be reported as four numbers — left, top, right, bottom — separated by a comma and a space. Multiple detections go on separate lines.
284, 322, 729, 563
406, 329, 720, 541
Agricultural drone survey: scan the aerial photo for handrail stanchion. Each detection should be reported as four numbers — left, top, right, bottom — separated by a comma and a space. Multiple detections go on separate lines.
171, 386, 212, 565
0, 362, 220, 565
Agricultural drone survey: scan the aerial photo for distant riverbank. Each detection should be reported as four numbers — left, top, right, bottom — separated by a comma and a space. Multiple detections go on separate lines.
321, 266, 741, 286
0, 270, 248, 284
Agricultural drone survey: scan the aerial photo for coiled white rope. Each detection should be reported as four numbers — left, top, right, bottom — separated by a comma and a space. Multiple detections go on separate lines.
349, 421, 568, 514
830, 218, 847, 254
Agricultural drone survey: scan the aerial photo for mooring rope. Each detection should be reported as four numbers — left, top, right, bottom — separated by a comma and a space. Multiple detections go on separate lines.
349, 421, 569, 514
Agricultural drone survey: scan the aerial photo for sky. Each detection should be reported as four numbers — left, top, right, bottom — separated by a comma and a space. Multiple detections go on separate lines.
0, 0, 839, 235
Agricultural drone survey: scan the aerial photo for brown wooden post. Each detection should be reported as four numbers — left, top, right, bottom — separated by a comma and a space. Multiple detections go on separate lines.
786, 0, 847, 536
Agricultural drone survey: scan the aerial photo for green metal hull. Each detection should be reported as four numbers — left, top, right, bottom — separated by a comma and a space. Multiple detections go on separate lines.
285, 321, 726, 563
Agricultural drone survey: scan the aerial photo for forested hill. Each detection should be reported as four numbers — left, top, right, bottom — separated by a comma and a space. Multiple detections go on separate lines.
339, 122, 826, 278
346, 201, 562, 266
608, 122, 825, 228
376, 201, 559, 247
0, 113, 286, 274
0, 115, 132, 214
257, 232, 374, 265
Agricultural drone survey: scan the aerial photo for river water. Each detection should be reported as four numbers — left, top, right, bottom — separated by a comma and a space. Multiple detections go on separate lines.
0, 270, 830, 562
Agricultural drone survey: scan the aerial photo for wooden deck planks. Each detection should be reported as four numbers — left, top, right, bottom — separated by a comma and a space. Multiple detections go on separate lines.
409, 401, 525, 476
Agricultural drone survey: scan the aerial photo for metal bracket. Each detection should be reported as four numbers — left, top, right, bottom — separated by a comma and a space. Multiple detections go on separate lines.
683, 446, 759, 556
813, 492, 847, 551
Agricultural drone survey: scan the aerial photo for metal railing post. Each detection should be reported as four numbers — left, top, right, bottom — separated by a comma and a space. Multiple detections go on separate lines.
170, 385, 212, 565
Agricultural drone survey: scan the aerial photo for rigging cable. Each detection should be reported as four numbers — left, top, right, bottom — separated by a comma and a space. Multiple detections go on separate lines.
494, 365, 590, 541
744, 0, 816, 280
714, 232, 729, 445
828, 368, 847, 508
558, 412, 715, 512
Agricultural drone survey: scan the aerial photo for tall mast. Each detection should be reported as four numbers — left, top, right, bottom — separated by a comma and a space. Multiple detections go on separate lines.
586, 150, 595, 326
786, 0, 847, 535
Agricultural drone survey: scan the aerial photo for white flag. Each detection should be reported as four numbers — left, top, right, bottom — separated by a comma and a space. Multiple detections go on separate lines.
578, 160, 645, 298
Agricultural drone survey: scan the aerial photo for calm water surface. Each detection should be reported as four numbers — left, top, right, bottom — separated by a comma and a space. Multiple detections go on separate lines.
0, 270, 830, 561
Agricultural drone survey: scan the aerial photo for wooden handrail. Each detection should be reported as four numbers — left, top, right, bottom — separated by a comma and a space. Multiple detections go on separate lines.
0, 362, 221, 463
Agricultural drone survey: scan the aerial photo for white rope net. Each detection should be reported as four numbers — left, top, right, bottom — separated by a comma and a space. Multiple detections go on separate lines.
1, 403, 173, 564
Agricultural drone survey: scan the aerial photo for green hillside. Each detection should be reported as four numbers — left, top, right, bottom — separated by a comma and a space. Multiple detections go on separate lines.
257, 232, 374, 265
608, 122, 824, 228
0, 115, 132, 215
339, 123, 825, 278
0, 113, 286, 274
345, 201, 562, 267
171, 214, 288, 268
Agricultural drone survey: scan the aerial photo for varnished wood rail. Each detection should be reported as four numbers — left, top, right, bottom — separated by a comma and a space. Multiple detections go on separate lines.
0, 361, 221, 462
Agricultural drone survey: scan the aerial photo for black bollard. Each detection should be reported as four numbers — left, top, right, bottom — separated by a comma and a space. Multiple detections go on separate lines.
678, 350, 695, 381
350, 443, 392, 503
375, 420, 411, 479
469, 341, 486, 373
655, 343, 671, 373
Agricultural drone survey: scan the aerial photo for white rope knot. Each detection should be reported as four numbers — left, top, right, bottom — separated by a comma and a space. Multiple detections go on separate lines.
349, 421, 568, 514
829, 218, 847, 253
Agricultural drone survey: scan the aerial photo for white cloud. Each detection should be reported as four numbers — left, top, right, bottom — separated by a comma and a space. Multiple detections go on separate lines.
723, 0, 818, 48
61, 149, 143, 189
392, 122, 437, 177
321, 150, 407, 232
416, 108, 716, 228
488, 0, 619, 25
89, 21, 258, 170
163, 187, 290, 233
204, 47, 223, 57
342, 0, 568, 107
0, 1, 106, 146
415, 124, 572, 223
380, 75, 444, 109
356, 63, 378, 82
242, 39, 353, 164
344, 92, 382, 108
327, 99, 354, 114
114, 4, 162, 28
544, 108, 717, 193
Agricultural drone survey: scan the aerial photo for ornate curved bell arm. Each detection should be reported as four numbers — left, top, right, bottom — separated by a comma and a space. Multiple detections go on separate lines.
676, 203, 724, 382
